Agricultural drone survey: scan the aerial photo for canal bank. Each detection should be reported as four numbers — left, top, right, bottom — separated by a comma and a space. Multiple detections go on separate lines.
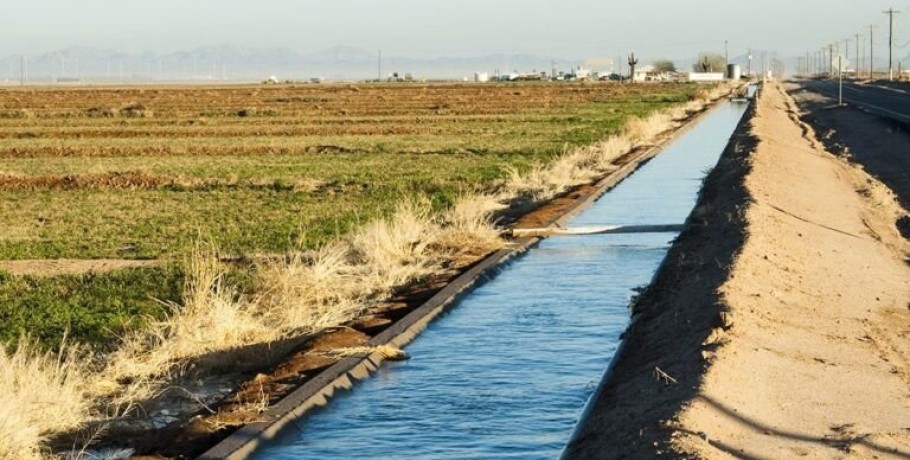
565, 83, 910, 459
229, 99, 752, 459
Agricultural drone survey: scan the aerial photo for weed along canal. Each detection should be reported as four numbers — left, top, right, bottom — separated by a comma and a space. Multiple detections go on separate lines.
249, 100, 750, 459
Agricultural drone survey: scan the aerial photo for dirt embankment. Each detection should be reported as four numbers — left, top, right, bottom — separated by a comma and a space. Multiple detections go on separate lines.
786, 82, 910, 238
566, 83, 910, 459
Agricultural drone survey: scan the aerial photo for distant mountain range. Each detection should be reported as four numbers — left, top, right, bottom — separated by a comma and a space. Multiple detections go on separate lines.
1, 45, 586, 83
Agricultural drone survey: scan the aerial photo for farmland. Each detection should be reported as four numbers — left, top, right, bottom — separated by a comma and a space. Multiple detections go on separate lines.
0, 82, 699, 349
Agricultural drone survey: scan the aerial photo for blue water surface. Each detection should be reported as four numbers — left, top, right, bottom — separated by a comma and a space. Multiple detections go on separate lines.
253, 101, 748, 460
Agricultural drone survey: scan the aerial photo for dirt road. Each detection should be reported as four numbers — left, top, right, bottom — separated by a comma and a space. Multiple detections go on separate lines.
565, 83, 910, 459
788, 82, 910, 238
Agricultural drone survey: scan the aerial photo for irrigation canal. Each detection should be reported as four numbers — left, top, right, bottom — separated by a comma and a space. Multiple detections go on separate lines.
250, 98, 751, 459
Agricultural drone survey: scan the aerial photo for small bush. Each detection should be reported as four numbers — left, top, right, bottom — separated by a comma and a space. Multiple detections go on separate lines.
120, 102, 152, 118
86, 106, 117, 118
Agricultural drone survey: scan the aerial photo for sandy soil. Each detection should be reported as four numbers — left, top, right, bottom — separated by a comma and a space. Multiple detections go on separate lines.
566, 83, 910, 459
786, 82, 910, 238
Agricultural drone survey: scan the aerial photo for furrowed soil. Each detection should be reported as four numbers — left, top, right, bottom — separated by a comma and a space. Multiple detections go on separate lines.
565, 83, 910, 459
0, 82, 699, 349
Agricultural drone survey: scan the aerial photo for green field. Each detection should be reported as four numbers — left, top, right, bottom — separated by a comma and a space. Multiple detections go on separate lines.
0, 82, 700, 348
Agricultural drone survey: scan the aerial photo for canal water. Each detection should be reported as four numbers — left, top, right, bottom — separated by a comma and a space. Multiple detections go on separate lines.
252, 100, 749, 460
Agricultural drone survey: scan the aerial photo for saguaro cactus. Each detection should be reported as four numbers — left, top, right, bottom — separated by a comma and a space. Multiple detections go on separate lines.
627, 53, 639, 82
700, 55, 711, 72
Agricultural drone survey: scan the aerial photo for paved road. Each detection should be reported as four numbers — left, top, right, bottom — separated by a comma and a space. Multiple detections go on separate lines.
801, 79, 910, 124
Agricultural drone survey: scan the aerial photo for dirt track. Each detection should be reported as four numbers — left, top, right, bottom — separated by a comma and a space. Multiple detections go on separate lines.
565, 83, 910, 459
787, 82, 910, 238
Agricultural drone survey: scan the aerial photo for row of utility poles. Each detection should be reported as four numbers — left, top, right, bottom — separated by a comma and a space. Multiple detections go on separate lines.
801, 8, 901, 80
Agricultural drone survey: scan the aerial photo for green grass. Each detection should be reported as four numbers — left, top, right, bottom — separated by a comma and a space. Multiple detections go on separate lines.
0, 152, 545, 259
0, 267, 184, 351
0, 82, 704, 348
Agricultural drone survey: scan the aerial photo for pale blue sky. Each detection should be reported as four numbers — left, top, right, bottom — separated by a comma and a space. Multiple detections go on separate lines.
2, 0, 908, 59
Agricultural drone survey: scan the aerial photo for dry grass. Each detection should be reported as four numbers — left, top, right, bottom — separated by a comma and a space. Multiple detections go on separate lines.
91, 198, 507, 415
2, 82, 739, 456
0, 339, 90, 460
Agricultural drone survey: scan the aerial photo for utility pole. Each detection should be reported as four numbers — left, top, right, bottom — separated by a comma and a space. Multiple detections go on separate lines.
844, 38, 850, 75
885, 8, 900, 80
617, 55, 623, 82
378, 49, 382, 82
724, 40, 729, 68
19, 55, 25, 85
829, 44, 834, 76
870, 25, 875, 79
747, 48, 752, 77
855, 33, 860, 80
838, 55, 844, 105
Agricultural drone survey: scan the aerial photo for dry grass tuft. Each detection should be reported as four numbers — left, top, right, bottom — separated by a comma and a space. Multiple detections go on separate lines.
0, 339, 90, 460
95, 247, 275, 411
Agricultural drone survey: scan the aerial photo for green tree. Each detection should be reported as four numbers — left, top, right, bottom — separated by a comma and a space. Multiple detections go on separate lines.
692, 53, 726, 73
652, 59, 676, 73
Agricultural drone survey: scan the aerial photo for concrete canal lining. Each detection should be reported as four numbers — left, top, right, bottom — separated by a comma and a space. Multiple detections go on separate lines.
200, 97, 748, 460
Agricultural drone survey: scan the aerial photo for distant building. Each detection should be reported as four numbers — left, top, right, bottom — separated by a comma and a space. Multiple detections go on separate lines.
633, 65, 658, 82
685, 72, 725, 83
474, 72, 489, 83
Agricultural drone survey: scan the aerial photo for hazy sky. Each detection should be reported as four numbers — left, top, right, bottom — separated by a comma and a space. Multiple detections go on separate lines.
2, 0, 909, 59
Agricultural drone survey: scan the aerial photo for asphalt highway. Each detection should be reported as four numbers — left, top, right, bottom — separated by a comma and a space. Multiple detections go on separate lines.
801, 78, 910, 124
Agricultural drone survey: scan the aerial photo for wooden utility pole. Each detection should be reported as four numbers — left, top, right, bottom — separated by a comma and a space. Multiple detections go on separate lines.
844, 38, 850, 72
870, 25, 875, 79
856, 33, 861, 79
617, 55, 623, 82
378, 50, 382, 82
885, 9, 900, 80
